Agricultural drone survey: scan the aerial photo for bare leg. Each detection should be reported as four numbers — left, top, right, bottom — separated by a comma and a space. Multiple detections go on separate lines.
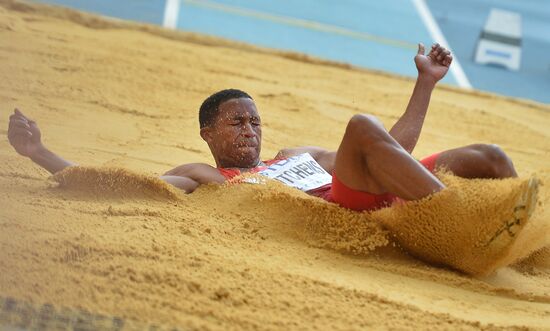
334, 114, 444, 200
434, 144, 517, 179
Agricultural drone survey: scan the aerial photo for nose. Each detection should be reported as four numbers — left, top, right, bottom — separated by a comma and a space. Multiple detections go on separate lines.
241, 123, 256, 138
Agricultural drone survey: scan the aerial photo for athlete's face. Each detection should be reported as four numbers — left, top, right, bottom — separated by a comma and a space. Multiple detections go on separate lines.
201, 97, 262, 168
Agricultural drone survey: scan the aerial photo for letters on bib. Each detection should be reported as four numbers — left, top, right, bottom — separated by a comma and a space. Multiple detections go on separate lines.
257, 153, 332, 192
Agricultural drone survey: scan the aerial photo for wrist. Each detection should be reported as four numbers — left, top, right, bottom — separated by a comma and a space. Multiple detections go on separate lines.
416, 74, 437, 87
28, 143, 49, 161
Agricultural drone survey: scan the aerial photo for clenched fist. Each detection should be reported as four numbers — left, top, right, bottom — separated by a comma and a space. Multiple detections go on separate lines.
414, 43, 453, 84
8, 109, 44, 158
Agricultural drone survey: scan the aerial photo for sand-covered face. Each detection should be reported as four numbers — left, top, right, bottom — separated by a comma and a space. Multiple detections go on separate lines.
201, 97, 262, 168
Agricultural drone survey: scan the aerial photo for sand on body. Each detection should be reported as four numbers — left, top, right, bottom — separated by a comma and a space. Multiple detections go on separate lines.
1, 1, 550, 330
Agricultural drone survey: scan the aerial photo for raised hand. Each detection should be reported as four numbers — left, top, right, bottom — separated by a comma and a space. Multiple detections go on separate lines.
414, 43, 453, 84
8, 109, 44, 158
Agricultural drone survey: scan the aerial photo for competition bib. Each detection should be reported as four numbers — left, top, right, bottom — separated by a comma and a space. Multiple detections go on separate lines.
257, 153, 332, 192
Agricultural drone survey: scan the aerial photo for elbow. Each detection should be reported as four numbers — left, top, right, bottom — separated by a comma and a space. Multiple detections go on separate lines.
159, 175, 199, 194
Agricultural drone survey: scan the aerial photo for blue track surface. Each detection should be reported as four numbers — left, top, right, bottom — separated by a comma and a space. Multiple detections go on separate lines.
33, 0, 165, 24
32, 0, 550, 103
177, 0, 456, 84
427, 0, 550, 104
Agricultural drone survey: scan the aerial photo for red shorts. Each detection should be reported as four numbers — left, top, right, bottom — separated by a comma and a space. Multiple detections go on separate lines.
329, 153, 441, 211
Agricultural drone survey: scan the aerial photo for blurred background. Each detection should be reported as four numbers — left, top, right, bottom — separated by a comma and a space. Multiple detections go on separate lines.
32, 0, 550, 104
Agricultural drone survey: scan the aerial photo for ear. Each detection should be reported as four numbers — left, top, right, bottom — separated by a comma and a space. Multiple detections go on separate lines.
200, 126, 212, 142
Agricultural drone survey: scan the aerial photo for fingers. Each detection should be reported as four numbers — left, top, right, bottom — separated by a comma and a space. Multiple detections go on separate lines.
10, 109, 29, 124
444, 54, 453, 66
8, 108, 33, 140
8, 117, 31, 135
429, 43, 452, 67
7, 108, 35, 156
8, 123, 32, 140
11, 108, 33, 123
13, 108, 29, 120
9, 118, 30, 129
429, 43, 440, 60
8, 126, 32, 152
9, 108, 37, 133
438, 49, 450, 61
417, 43, 425, 55
28, 120, 39, 133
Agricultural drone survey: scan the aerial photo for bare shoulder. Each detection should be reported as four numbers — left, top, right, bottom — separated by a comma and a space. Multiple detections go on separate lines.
163, 162, 224, 183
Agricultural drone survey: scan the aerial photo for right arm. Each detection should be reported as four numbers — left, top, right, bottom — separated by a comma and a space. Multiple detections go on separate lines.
8, 109, 75, 174
159, 175, 200, 193
162, 163, 225, 193
8, 109, 224, 194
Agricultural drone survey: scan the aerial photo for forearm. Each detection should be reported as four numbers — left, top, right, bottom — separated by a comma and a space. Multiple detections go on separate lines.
389, 76, 436, 153
159, 175, 199, 193
29, 145, 76, 174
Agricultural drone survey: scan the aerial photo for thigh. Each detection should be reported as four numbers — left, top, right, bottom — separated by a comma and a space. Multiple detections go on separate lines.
334, 138, 386, 194
334, 115, 445, 199
434, 144, 498, 178
333, 118, 387, 194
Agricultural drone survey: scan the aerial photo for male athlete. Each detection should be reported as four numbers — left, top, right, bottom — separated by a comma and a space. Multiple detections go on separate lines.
7, 44, 521, 211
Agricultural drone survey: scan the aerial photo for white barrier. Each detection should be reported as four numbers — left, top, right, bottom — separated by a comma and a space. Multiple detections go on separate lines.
474, 8, 522, 71
163, 0, 181, 29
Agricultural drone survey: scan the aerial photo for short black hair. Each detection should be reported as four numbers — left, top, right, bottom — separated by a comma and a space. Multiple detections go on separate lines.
199, 89, 253, 128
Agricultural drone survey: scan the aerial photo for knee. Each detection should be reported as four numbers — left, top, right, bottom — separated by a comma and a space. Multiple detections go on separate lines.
472, 144, 516, 178
473, 144, 508, 164
345, 114, 388, 144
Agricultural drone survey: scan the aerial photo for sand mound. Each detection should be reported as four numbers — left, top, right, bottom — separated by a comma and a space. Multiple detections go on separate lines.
193, 173, 549, 277
515, 246, 550, 270
52, 165, 550, 277
233, 173, 550, 276
374, 172, 549, 276
52, 166, 183, 200
226, 175, 389, 254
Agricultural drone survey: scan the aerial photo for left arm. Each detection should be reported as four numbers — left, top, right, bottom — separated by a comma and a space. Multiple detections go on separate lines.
276, 43, 452, 172
389, 43, 452, 154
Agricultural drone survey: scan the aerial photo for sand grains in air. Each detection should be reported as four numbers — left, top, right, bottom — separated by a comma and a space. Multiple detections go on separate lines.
374, 172, 546, 276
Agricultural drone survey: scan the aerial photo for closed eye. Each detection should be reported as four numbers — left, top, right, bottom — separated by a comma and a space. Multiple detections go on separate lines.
251, 117, 261, 126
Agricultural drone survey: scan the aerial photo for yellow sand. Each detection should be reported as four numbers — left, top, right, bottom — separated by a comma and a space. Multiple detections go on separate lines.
1, 0, 550, 329
375, 172, 547, 276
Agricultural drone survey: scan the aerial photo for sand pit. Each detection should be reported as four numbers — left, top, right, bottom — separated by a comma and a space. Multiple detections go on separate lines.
52, 166, 183, 200
1, 0, 550, 329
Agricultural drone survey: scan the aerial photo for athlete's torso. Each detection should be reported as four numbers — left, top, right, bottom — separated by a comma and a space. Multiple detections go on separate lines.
217, 153, 333, 200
